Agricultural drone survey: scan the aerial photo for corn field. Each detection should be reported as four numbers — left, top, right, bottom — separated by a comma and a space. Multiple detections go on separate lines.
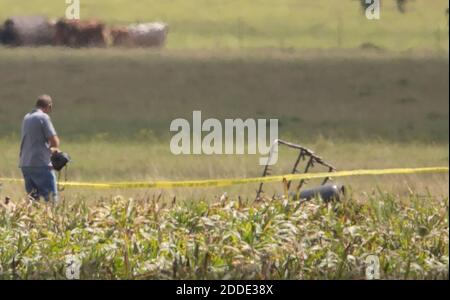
0, 191, 448, 280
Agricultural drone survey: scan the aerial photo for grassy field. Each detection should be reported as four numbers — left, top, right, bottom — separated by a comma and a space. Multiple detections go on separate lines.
0, 0, 448, 50
1, 139, 449, 202
0, 0, 448, 280
0, 48, 448, 201
0, 48, 448, 281
0, 48, 448, 142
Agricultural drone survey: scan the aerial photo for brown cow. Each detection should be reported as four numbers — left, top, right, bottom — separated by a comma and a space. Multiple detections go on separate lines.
110, 26, 132, 47
54, 19, 107, 48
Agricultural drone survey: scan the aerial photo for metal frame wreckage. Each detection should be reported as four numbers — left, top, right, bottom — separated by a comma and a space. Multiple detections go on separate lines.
256, 139, 345, 202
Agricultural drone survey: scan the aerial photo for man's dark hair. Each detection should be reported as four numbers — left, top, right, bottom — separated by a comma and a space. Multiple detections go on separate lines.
36, 94, 53, 108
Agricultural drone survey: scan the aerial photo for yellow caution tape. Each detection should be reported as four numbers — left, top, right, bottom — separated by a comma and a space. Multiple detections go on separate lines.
0, 166, 448, 189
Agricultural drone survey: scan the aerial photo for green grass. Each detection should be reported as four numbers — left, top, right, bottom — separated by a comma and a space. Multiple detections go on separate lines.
0, 0, 448, 50
0, 48, 448, 201
0, 48, 448, 143
1, 138, 448, 203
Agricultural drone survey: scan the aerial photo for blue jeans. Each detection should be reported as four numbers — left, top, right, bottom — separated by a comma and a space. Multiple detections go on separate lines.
21, 167, 58, 202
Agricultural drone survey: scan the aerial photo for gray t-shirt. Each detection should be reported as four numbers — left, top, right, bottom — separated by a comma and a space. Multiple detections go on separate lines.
19, 109, 57, 167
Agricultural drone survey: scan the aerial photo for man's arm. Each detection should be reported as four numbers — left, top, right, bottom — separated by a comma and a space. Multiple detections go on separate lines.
41, 115, 59, 153
48, 135, 60, 153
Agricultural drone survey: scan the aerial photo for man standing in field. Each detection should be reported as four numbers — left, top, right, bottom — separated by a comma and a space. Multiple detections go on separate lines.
19, 95, 60, 202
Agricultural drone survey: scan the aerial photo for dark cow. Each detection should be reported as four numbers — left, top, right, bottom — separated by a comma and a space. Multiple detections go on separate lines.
54, 19, 107, 48
1, 16, 54, 46
359, 0, 408, 14
396, 0, 407, 13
